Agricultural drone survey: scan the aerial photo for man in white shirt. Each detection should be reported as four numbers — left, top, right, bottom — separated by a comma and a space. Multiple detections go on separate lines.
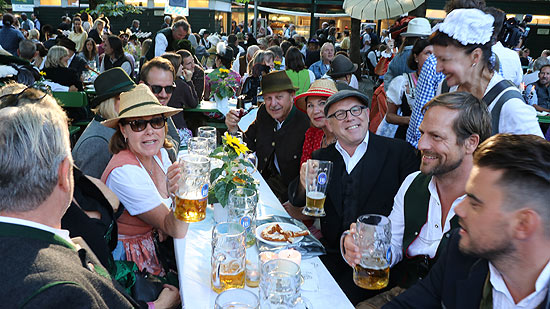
145, 20, 189, 60
343, 92, 491, 307
385, 133, 550, 308
288, 89, 418, 304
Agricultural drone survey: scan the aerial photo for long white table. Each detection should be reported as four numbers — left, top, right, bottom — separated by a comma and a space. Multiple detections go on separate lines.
174, 170, 354, 308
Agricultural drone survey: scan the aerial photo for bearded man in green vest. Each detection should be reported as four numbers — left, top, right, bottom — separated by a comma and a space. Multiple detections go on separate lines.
343, 92, 492, 307
146, 20, 190, 60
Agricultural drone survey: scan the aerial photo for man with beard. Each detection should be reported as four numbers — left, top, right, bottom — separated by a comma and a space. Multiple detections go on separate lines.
343, 92, 491, 307
384, 133, 550, 308
526, 63, 550, 113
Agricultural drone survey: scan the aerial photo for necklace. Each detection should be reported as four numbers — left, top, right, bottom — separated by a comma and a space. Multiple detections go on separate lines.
136, 156, 153, 177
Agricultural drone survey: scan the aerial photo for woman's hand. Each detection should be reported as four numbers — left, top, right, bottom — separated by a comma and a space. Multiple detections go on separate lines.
69, 85, 78, 92
153, 284, 180, 309
343, 223, 361, 267
167, 162, 181, 196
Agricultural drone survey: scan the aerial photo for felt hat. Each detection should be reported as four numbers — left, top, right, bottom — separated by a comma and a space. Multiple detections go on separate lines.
90, 67, 136, 108
324, 89, 370, 116
102, 84, 182, 128
294, 79, 338, 113
401, 17, 432, 37
327, 54, 358, 78
57, 38, 76, 52
260, 70, 298, 95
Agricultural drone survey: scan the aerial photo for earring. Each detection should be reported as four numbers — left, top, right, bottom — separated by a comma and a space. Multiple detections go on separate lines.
124, 137, 127, 143
471, 63, 477, 67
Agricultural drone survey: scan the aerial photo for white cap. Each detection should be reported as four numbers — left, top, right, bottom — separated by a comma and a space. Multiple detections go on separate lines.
433, 8, 494, 45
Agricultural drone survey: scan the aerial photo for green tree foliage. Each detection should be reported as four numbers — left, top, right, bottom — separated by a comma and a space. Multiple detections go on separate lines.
82, 0, 144, 16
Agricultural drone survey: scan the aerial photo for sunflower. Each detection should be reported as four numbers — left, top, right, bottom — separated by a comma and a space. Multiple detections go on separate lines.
224, 132, 250, 156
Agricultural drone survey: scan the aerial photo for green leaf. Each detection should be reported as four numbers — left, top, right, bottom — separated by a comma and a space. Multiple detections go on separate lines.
210, 167, 224, 183
215, 181, 228, 206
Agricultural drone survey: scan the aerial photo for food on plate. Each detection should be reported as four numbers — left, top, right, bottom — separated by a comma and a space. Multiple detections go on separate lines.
260, 223, 309, 243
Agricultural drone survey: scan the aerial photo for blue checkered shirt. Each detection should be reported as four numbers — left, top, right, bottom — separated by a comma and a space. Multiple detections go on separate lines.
405, 53, 504, 148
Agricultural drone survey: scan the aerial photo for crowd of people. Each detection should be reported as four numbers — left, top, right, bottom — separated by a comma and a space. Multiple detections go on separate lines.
1, 0, 550, 307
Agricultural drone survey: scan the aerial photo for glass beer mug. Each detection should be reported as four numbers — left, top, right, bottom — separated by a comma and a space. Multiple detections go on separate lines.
302, 159, 333, 217
174, 155, 210, 222
228, 187, 258, 248
259, 259, 311, 309
211, 222, 247, 293
340, 214, 391, 290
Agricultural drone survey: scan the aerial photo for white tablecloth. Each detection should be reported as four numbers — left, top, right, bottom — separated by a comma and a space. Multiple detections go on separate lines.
174, 170, 354, 308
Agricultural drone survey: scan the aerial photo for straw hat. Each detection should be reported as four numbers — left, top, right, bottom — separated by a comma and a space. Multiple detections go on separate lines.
294, 79, 338, 113
102, 84, 182, 128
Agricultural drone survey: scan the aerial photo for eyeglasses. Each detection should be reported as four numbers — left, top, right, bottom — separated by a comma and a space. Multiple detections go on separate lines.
327, 105, 367, 120
0, 86, 48, 108
121, 116, 166, 132
146, 83, 176, 94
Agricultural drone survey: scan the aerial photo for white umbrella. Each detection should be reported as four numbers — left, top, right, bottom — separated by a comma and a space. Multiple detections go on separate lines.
343, 0, 425, 20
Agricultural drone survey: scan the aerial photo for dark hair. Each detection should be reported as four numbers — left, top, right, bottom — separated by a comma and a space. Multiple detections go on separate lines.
399, 37, 419, 53
217, 54, 232, 70
36, 43, 48, 57
429, 31, 494, 72
267, 45, 283, 60
176, 49, 192, 60
280, 41, 292, 57
107, 35, 124, 59
474, 134, 550, 234
18, 40, 36, 60
285, 46, 305, 72
161, 52, 182, 76
228, 34, 237, 45
2, 14, 14, 27
423, 92, 491, 145
485, 7, 506, 43
444, 0, 486, 13
407, 39, 431, 71
81, 38, 97, 60
141, 57, 175, 82
173, 20, 190, 32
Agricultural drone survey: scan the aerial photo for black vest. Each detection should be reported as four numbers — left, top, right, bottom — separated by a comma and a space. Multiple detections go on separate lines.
146, 27, 176, 60
104, 55, 132, 73
395, 173, 459, 288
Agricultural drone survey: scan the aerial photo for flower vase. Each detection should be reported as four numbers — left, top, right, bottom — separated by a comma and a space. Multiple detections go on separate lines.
213, 202, 230, 224
214, 95, 230, 115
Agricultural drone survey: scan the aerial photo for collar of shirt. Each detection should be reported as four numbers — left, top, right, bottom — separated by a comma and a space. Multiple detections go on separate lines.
488, 260, 550, 308
275, 119, 284, 130
335, 131, 369, 174
68, 53, 75, 66
0, 215, 72, 243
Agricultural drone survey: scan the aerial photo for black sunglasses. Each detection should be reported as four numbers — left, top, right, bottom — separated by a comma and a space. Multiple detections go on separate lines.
146, 83, 176, 94
0, 86, 48, 108
121, 116, 167, 132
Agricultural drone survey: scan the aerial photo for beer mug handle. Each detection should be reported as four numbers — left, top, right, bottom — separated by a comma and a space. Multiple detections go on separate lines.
339, 230, 353, 267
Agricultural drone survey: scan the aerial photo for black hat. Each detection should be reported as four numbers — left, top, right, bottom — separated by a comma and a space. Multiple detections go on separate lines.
90, 67, 136, 108
327, 54, 358, 78
324, 89, 370, 116
57, 38, 76, 52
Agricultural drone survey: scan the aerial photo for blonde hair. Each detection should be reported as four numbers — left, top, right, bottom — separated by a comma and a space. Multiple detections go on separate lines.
44, 46, 69, 68
28, 29, 40, 40
92, 19, 105, 30
91, 97, 118, 119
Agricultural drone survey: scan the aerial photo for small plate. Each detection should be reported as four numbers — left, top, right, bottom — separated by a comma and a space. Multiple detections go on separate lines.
256, 222, 305, 246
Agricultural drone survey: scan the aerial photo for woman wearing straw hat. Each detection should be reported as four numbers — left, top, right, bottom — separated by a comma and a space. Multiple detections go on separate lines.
286, 78, 338, 239
294, 78, 338, 166
101, 84, 188, 276
431, 8, 542, 137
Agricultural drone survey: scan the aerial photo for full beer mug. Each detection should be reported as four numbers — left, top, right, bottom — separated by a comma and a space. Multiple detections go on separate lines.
228, 187, 258, 248
211, 222, 247, 293
174, 155, 210, 222
340, 214, 391, 290
302, 159, 332, 217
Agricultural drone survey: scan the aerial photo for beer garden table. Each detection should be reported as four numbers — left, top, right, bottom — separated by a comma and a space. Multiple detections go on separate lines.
173, 155, 354, 308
